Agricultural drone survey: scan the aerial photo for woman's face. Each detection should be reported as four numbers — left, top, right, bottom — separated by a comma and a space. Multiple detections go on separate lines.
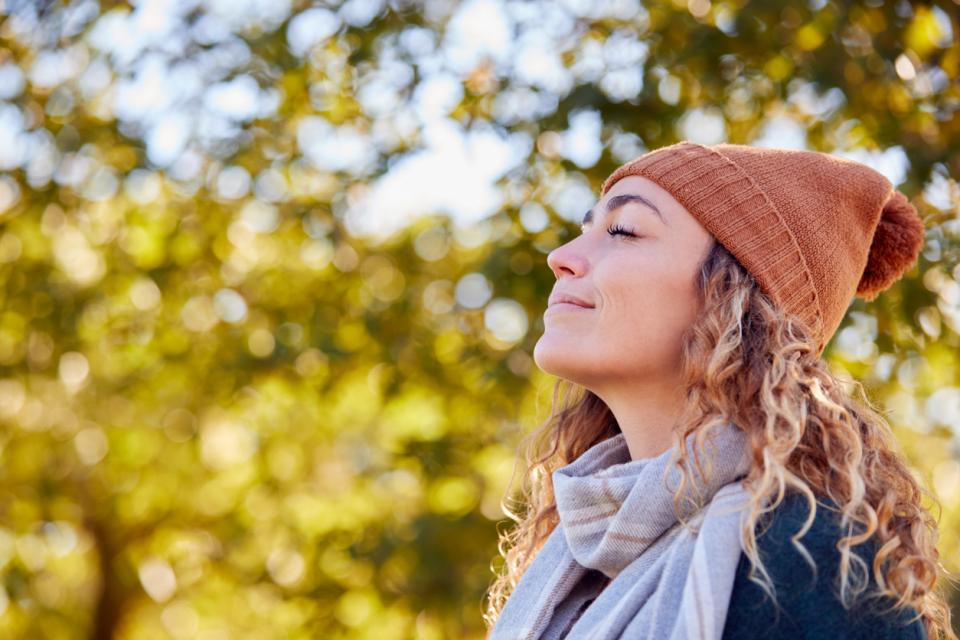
533, 175, 716, 391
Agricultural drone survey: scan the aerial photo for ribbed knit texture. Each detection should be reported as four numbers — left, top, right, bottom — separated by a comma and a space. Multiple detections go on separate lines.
600, 141, 926, 356
489, 421, 754, 640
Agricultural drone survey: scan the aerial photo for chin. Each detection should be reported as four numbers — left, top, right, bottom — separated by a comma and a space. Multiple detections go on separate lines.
532, 337, 592, 385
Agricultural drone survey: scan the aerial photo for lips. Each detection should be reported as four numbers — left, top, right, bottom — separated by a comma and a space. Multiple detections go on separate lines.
548, 293, 595, 309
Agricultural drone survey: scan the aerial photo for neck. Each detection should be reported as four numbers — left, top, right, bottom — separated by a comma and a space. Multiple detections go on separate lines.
593, 379, 688, 461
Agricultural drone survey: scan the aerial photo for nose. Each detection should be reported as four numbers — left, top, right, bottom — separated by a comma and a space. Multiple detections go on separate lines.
546, 237, 588, 280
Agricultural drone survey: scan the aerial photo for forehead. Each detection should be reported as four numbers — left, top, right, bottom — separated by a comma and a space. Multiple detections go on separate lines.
582, 191, 666, 227
603, 174, 671, 204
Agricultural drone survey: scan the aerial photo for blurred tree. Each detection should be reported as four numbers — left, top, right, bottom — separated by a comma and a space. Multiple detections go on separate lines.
0, 0, 958, 638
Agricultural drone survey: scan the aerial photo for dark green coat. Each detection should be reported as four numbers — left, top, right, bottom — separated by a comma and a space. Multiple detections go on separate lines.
721, 491, 927, 639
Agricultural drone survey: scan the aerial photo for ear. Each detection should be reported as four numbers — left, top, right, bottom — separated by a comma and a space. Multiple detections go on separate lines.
855, 190, 925, 302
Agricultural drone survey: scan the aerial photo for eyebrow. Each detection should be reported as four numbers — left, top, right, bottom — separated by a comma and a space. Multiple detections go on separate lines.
581, 194, 667, 228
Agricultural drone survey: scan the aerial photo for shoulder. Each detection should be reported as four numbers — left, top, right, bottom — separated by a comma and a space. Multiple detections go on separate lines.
722, 491, 926, 640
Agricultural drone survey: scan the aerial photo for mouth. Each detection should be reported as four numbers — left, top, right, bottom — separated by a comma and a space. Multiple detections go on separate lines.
546, 301, 593, 312
548, 294, 595, 309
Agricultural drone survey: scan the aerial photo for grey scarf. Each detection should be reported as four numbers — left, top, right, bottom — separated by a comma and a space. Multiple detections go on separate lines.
490, 421, 754, 640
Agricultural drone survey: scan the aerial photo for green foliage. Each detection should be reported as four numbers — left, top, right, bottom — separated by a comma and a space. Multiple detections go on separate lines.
0, 0, 958, 638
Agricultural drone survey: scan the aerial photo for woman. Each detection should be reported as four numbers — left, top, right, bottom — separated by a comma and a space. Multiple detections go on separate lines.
482, 141, 956, 639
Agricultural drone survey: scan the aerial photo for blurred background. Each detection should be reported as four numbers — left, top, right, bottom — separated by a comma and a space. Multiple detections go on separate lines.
0, 0, 959, 638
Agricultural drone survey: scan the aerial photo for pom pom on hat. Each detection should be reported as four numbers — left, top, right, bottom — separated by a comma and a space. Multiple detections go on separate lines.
855, 189, 926, 302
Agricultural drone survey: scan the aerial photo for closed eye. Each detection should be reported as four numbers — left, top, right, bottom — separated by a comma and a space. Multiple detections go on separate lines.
607, 223, 641, 238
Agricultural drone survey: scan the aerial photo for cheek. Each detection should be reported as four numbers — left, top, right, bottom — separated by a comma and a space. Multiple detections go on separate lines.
596, 253, 690, 308
596, 257, 700, 343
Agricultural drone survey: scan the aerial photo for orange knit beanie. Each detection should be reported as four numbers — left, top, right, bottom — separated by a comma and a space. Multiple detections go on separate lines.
600, 141, 926, 357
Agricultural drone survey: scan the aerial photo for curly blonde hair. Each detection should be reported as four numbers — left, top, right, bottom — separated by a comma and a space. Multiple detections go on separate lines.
483, 239, 957, 639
